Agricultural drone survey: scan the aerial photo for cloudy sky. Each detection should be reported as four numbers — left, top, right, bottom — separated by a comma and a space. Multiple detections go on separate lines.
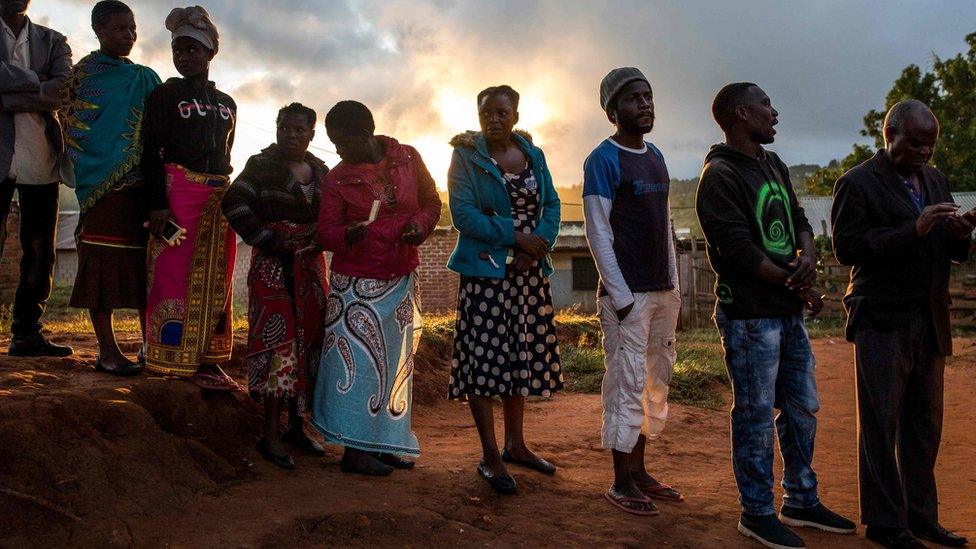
34, 0, 976, 189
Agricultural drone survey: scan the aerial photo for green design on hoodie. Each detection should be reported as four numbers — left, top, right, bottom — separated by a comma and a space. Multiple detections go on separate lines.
755, 179, 796, 257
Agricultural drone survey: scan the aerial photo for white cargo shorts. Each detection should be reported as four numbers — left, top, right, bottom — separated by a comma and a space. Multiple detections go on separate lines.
599, 289, 681, 452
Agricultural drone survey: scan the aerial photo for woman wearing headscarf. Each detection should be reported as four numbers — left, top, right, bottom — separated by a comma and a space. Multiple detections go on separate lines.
141, 6, 238, 390
222, 103, 330, 469
312, 101, 441, 476
60, 0, 161, 376
447, 85, 563, 494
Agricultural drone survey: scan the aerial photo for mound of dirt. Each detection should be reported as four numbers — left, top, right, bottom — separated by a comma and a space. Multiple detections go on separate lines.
0, 330, 453, 546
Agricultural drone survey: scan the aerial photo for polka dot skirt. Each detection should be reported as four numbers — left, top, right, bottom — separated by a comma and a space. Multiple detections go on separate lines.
448, 162, 563, 400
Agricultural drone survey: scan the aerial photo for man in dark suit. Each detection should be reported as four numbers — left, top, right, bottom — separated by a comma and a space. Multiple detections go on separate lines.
831, 100, 970, 549
0, 0, 72, 356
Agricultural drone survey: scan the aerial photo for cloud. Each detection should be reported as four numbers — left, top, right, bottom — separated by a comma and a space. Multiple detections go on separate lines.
44, 0, 976, 187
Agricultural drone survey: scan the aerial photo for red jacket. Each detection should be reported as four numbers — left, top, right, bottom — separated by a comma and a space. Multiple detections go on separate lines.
317, 136, 442, 280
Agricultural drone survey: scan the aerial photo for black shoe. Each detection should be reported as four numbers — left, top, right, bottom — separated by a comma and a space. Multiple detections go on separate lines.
477, 460, 517, 495
779, 503, 856, 534
94, 356, 142, 377
256, 438, 295, 470
339, 450, 393, 476
866, 526, 929, 549
501, 449, 556, 475
137, 345, 146, 366
282, 429, 326, 457
738, 513, 806, 549
371, 452, 415, 469
8, 333, 72, 357
910, 523, 967, 547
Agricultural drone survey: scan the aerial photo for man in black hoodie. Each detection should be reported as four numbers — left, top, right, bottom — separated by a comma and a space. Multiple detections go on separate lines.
696, 83, 855, 549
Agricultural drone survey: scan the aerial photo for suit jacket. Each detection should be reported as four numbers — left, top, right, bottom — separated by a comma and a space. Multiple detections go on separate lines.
831, 149, 969, 356
0, 18, 72, 181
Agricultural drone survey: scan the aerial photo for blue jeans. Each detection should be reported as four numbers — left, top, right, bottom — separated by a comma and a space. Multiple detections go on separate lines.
714, 306, 821, 516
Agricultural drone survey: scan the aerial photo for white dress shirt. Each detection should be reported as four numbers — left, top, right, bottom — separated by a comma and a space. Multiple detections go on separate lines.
2, 18, 59, 185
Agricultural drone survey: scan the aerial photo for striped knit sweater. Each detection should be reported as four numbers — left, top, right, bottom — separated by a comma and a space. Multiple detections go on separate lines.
221, 144, 328, 253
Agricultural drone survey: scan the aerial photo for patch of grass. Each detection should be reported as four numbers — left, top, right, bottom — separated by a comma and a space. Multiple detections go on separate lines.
560, 344, 605, 393
420, 313, 456, 348
0, 285, 250, 336
560, 341, 729, 408
670, 342, 729, 408
805, 316, 846, 339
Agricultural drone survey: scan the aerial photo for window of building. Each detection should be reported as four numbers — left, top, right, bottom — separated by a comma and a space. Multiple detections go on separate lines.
571, 255, 599, 291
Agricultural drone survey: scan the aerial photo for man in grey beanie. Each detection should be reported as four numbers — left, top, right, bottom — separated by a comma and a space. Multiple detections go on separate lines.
583, 67, 683, 516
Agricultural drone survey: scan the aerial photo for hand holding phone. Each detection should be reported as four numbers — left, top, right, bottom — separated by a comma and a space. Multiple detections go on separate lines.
162, 219, 187, 246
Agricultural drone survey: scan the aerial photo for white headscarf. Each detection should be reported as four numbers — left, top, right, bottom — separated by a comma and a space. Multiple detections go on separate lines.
165, 6, 219, 54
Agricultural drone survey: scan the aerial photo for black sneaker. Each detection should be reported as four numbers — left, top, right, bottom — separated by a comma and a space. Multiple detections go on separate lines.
779, 503, 857, 534
8, 333, 73, 357
738, 513, 806, 549
865, 526, 929, 549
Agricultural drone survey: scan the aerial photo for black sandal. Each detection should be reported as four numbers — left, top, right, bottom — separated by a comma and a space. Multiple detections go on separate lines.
477, 460, 518, 494
94, 356, 142, 377
371, 452, 415, 469
339, 450, 393, 476
256, 438, 295, 470
501, 449, 556, 475
282, 428, 326, 457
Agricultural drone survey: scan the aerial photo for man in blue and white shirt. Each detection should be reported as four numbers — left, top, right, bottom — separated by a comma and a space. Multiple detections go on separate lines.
583, 67, 681, 516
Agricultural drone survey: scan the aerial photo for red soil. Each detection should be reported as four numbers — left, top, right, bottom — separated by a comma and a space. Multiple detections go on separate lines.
0, 333, 973, 547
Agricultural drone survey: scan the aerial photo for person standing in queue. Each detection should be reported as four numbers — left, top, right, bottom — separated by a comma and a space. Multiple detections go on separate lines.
447, 85, 563, 495
61, 0, 161, 376
141, 6, 238, 391
696, 82, 855, 549
832, 99, 971, 549
312, 101, 441, 476
583, 68, 683, 516
222, 103, 330, 470
0, 0, 72, 357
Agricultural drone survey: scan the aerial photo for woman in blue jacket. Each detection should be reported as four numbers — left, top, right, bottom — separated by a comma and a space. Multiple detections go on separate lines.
447, 85, 563, 494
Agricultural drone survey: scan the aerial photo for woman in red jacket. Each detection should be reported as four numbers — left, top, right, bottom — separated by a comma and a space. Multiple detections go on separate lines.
312, 101, 441, 476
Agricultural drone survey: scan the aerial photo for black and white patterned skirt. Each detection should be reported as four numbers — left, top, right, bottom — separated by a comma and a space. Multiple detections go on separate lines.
449, 266, 563, 399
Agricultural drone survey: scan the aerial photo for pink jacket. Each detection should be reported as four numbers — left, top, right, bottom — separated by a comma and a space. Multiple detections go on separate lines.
317, 136, 441, 280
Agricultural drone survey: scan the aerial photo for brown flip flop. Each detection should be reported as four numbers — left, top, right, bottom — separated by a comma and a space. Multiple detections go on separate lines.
604, 490, 660, 516
637, 482, 685, 502
191, 366, 240, 392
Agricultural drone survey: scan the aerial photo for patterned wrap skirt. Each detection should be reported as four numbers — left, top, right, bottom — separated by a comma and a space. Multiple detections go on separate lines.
246, 222, 329, 420
144, 164, 236, 376
312, 272, 422, 456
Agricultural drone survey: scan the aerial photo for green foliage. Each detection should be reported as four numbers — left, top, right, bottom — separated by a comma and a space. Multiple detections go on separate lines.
558, 318, 731, 408
813, 32, 976, 192
803, 144, 874, 196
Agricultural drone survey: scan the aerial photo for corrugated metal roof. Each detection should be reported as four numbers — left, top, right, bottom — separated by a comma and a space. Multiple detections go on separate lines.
800, 192, 976, 237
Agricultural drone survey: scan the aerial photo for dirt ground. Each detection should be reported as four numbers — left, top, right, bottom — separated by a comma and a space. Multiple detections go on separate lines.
0, 332, 973, 548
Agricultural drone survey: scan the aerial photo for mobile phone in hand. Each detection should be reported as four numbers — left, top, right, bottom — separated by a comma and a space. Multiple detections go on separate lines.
162, 219, 186, 246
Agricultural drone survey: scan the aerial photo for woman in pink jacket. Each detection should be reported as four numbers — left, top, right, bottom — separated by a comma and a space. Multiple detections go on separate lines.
311, 101, 441, 476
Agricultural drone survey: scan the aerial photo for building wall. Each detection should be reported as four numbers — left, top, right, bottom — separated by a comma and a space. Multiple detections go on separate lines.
231, 228, 463, 314
550, 252, 597, 312
416, 227, 459, 313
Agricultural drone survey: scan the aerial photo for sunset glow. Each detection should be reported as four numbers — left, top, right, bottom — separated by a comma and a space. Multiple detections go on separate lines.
29, 1, 976, 194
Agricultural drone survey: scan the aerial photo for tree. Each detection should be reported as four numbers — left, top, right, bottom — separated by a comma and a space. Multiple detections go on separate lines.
803, 144, 873, 195
806, 31, 976, 194
862, 33, 976, 190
